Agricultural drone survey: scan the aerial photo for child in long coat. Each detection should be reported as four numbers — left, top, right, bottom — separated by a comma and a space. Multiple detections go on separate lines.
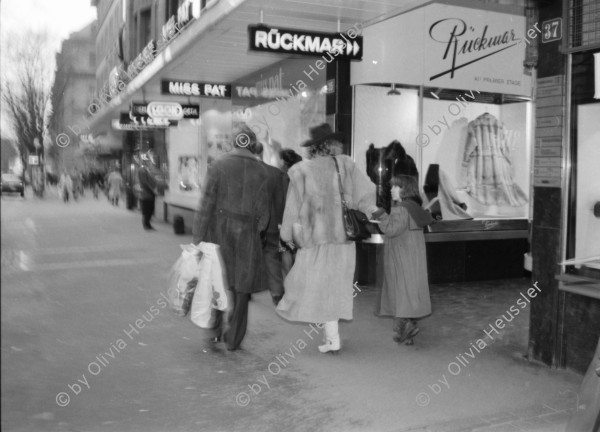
375, 175, 434, 345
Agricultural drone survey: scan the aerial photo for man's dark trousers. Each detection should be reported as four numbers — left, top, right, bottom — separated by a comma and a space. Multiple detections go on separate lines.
141, 197, 155, 228
213, 290, 251, 351
263, 231, 284, 301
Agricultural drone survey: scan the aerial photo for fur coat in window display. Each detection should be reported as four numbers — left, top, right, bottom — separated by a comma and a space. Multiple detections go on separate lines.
462, 113, 527, 207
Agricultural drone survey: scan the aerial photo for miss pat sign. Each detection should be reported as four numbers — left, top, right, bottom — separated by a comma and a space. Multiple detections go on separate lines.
248, 25, 363, 60
161, 80, 231, 98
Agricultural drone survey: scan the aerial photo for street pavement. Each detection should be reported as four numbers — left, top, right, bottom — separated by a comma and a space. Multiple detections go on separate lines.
1, 188, 584, 432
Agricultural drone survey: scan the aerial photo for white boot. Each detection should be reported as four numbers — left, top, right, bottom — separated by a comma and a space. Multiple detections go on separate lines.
318, 321, 341, 353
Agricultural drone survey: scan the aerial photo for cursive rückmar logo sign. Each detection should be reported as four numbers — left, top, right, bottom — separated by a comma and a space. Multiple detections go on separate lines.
429, 18, 520, 81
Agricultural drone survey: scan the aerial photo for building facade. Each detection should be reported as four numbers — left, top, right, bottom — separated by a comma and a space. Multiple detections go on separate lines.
85, 0, 599, 375
49, 22, 98, 173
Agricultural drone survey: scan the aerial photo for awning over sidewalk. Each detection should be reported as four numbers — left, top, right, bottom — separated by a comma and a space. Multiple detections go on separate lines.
85, 0, 428, 131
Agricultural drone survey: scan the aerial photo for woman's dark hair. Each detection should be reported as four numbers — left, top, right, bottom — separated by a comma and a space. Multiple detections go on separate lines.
279, 148, 303, 169
390, 175, 422, 206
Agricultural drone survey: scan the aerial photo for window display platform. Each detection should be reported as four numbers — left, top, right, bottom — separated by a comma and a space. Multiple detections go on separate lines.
356, 229, 528, 285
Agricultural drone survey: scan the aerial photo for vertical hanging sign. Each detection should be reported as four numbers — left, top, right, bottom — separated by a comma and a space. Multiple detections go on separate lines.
594, 52, 600, 100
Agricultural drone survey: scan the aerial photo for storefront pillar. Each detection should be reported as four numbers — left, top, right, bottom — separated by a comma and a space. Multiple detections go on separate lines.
529, 0, 600, 373
528, 0, 568, 370
326, 59, 352, 155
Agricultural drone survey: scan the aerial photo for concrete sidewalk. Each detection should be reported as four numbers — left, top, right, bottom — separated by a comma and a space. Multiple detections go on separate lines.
82, 194, 585, 431
1, 194, 583, 432
241, 280, 581, 432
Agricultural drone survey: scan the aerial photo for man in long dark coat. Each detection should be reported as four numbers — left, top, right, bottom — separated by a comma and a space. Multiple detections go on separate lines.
192, 123, 272, 351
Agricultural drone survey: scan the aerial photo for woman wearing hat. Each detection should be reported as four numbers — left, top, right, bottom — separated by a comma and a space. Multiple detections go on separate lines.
276, 123, 380, 353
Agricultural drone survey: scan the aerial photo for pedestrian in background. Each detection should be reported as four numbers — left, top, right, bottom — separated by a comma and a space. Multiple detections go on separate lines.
58, 171, 73, 203
107, 167, 124, 206
138, 149, 160, 230
71, 170, 82, 201
92, 170, 104, 199
192, 123, 272, 351
276, 123, 378, 354
374, 175, 434, 345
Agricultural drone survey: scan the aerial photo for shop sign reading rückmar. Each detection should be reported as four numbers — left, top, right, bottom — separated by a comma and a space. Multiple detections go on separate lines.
350, 4, 532, 96
248, 25, 363, 60
428, 18, 520, 81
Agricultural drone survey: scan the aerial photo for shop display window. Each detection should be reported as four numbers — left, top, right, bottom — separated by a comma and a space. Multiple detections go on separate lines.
563, 50, 600, 283
421, 90, 532, 220
352, 85, 532, 221
352, 85, 419, 210
566, 102, 600, 277
166, 98, 231, 209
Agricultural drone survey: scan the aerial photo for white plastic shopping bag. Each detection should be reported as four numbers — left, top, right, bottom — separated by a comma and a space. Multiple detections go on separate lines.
167, 244, 202, 316
190, 242, 230, 328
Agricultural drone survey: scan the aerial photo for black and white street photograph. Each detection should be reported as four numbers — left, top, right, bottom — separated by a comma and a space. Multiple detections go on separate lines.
1, 0, 599, 431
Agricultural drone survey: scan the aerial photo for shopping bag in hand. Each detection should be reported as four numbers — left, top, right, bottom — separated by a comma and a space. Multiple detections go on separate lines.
190, 243, 231, 328
167, 244, 202, 316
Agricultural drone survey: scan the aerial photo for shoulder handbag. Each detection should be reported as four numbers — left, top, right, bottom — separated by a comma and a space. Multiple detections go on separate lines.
332, 156, 371, 241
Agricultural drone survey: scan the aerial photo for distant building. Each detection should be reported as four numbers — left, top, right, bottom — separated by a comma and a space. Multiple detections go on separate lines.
49, 22, 97, 173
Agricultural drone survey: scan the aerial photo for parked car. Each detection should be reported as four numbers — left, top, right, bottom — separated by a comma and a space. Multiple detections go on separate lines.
1, 173, 24, 197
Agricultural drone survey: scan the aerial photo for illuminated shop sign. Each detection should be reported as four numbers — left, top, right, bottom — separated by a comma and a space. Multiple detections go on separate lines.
234, 86, 289, 99
115, 112, 177, 130
161, 80, 231, 98
248, 25, 363, 60
131, 102, 200, 120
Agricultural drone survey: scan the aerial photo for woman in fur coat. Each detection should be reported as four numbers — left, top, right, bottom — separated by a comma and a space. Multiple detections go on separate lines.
276, 124, 379, 354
